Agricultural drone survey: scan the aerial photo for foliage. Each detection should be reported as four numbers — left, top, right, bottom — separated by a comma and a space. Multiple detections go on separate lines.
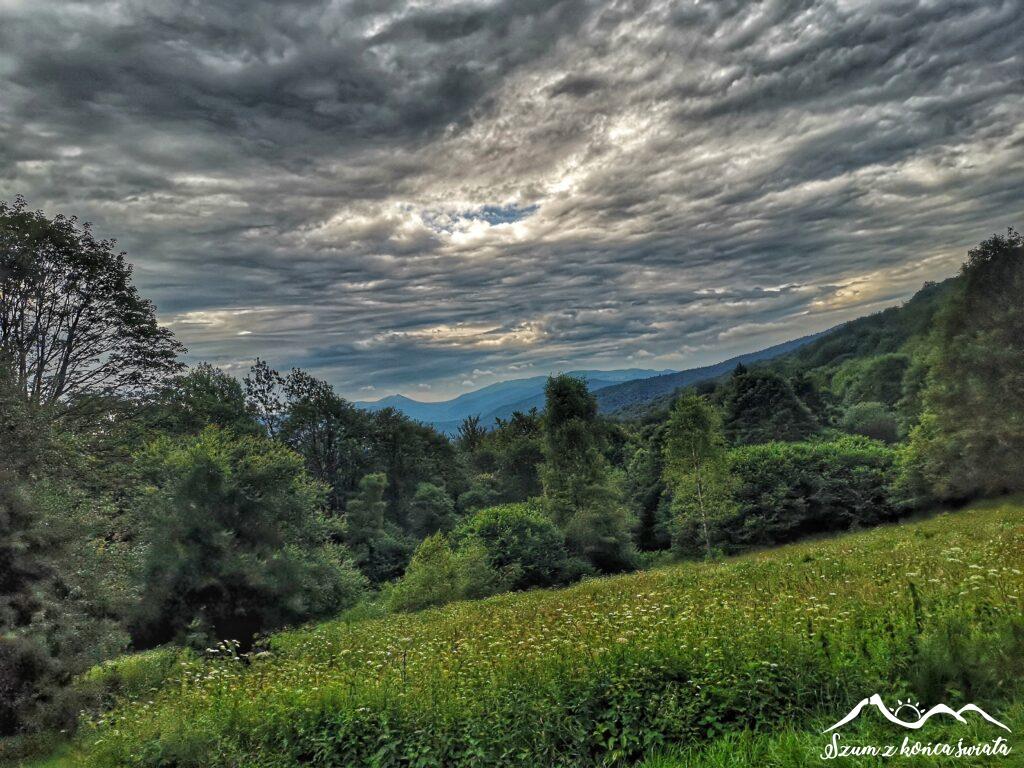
75, 647, 192, 714
662, 394, 734, 558
456, 415, 487, 453
624, 425, 672, 551
841, 401, 899, 443
832, 353, 911, 408
724, 437, 898, 549
0, 636, 63, 737
541, 375, 634, 571
0, 473, 48, 634
902, 229, 1024, 502
370, 407, 465, 527
132, 427, 366, 648
146, 363, 260, 437
722, 369, 819, 445
344, 472, 413, 584
458, 409, 545, 514
488, 410, 545, 501
278, 368, 375, 512
408, 482, 458, 537
243, 362, 465, 529
386, 534, 508, 612
77, 499, 1024, 768
0, 197, 183, 409
457, 502, 575, 590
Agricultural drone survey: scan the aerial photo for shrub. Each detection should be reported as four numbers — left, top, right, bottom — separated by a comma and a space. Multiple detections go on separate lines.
841, 401, 899, 443
407, 482, 457, 537
456, 502, 573, 589
723, 436, 898, 549
75, 647, 191, 713
386, 534, 509, 612
0, 637, 62, 737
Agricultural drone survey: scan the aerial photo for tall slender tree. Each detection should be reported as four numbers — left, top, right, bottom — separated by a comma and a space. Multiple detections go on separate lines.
541, 375, 633, 572
662, 393, 733, 558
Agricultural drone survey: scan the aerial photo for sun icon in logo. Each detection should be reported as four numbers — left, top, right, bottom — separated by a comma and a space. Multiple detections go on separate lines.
893, 699, 923, 721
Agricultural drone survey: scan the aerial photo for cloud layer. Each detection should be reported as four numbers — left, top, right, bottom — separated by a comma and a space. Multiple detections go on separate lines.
3, 0, 1022, 398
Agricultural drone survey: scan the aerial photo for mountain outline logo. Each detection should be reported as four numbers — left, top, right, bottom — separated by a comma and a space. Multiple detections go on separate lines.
823, 694, 1011, 733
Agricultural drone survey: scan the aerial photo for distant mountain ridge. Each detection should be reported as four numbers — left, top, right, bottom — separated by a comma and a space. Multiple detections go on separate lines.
355, 369, 672, 434
594, 331, 832, 416
356, 328, 833, 434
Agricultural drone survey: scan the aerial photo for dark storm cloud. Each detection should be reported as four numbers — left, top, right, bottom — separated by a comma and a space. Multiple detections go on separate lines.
2, 0, 1022, 398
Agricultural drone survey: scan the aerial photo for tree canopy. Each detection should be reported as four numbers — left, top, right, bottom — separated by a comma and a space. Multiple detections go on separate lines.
0, 197, 183, 409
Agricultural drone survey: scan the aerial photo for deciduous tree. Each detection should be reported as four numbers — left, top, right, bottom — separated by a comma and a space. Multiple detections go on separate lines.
0, 198, 183, 410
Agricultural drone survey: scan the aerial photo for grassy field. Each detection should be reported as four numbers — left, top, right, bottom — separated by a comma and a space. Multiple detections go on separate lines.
69, 498, 1024, 767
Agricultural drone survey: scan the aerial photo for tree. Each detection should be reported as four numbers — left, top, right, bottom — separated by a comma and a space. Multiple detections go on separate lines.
457, 502, 572, 589
490, 410, 544, 501
624, 423, 671, 551
540, 375, 634, 571
0, 197, 183, 409
345, 472, 412, 584
134, 427, 365, 648
386, 534, 507, 613
370, 407, 465, 528
148, 363, 260, 437
278, 368, 372, 512
408, 482, 457, 537
540, 375, 606, 525
662, 393, 733, 558
903, 229, 1024, 501
457, 414, 487, 452
722, 369, 818, 445
243, 358, 284, 437
842, 401, 899, 443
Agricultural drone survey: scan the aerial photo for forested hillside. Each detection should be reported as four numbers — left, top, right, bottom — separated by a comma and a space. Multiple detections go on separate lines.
595, 331, 832, 416
2, 196, 1023, 765
610, 279, 956, 422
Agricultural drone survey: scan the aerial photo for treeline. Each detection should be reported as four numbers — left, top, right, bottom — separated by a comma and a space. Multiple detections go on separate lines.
1, 195, 1022, 747
622, 229, 1024, 557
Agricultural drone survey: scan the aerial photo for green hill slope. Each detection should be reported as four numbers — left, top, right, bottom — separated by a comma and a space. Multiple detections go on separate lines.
612, 278, 957, 422
79, 497, 1024, 768
594, 332, 831, 416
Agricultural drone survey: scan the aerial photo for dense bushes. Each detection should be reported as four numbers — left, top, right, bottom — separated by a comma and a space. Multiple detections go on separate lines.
841, 401, 899, 443
456, 502, 575, 589
386, 534, 508, 612
722, 369, 819, 445
389, 502, 579, 610
721, 437, 898, 549
77, 500, 1024, 768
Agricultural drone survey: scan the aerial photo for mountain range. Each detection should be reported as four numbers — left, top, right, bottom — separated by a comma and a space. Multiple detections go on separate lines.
356, 331, 831, 434
355, 369, 672, 434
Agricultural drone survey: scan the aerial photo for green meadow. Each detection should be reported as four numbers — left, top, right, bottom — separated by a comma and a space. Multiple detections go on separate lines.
74, 497, 1024, 767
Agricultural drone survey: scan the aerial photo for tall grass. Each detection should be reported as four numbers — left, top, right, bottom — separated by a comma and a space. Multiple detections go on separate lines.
81, 498, 1024, 767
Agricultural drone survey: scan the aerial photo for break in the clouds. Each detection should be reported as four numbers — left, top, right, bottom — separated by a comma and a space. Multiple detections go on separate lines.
2, 0, 1022, 399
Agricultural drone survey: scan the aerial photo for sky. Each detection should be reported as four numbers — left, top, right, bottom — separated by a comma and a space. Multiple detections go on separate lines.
2, 0, 1022, 401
